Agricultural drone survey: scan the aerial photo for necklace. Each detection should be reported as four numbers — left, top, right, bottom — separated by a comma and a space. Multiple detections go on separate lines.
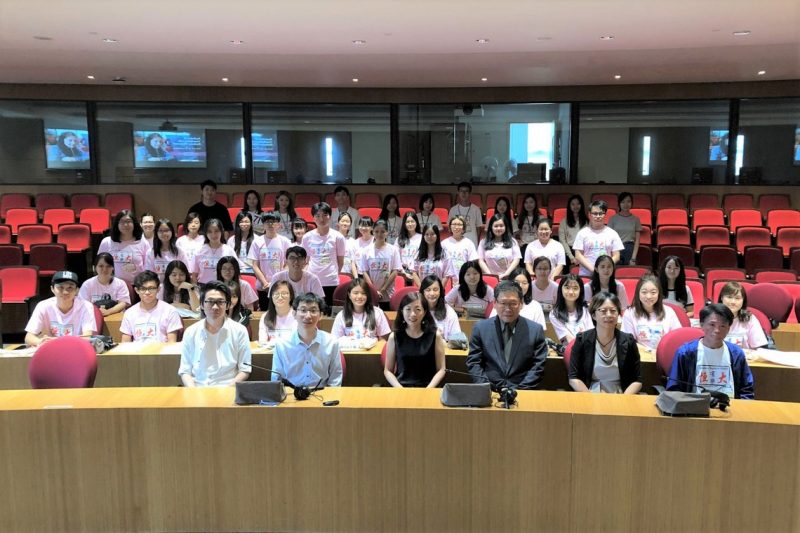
597, 334, 615, 349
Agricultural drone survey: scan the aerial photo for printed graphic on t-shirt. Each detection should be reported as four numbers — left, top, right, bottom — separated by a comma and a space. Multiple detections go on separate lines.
133, 322, 158, 340
725, 333, 745, 348
198, 255, 217, 271
49, 321, 74, 337
259, 248, 283, 271
153, 258, 169, 275
696, 364, 731, 389
636, 325, 664, 348
309, 242, 333, 266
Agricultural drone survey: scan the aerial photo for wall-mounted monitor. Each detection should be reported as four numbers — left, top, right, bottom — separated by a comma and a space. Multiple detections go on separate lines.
252, 130, 279, 169
44, 128, 90, 169
133, 130, 206, 168
709, 129, 729, 163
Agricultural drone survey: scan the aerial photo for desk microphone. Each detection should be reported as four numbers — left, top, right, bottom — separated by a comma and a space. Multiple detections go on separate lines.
244, 362, 324, 401
444, 369, 517, 409
660, 377, 731, 412
243, 361, 287, 384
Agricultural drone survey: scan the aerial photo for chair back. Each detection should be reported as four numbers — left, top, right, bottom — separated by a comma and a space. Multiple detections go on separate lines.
664, 302, 690, 327
655, 327, 703, 377
29, 336, 98, 389
748, 307, 772, 336
748, 283, 793, 324
390, 286, 419, 311
563, 338, 576, 369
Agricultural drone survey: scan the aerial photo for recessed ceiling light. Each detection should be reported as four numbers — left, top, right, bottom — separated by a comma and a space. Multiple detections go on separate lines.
757, 70, 766, 76
481, 77, 488, 82
229, 39, 244, 45
86, 75, 95, 80
614, 74, 622, 80
102, 38, 118, 43
352, 78, 359, 83
476, 38, 490, 44
352, 39, 366, 45
733, 30, 751, 36
600, 35, 615, 40
33, 36, 53, 41
221, 77, 229, 82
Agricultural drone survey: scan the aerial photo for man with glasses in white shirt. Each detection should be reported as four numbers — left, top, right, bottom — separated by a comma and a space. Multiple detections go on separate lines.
179, 280, 251, 387
466, 280, 548, 391
271, 292, 343, 388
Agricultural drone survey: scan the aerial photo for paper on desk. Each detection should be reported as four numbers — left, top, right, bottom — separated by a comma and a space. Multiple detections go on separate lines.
159, 343, 183, 354
0, 347, 36, 357
750, 349, 800, 368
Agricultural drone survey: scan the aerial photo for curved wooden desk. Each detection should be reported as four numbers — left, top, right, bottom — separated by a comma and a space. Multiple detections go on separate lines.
0, 388, 797, 532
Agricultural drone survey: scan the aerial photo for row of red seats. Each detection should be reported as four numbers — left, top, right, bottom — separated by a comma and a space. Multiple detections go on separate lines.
0, 193, 133, 219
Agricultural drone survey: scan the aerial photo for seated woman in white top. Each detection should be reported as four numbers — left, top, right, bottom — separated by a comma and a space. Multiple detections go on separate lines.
477, 212, 521, 279
216, 256, 258, 311
658, 255, 694, 317
78, 252, 130, 317
488, 267, 546, 329
331, 277, 391, 340
621, 274, 682, 351
583, 255, 629, 309
160, 259, 200, 310
258, 280, 297, 344
525, 217, 566, 279
718, 281, 769, 350
416, 193, 442, 230
441, 215, 478, 287
190, 218, 236, 285
530, 256, 559, 313
420, 274, 461, 341
549, 274, 594, 344
147, 218, 188, 283
444, 260, 495, 318
97, 209, 151, 285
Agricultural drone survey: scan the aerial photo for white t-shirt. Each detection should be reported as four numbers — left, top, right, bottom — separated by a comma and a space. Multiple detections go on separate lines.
25, 296, 96, 337
572, 226, 624, 276
448, 204, 483, 247
477, 240, 522, 276
190, 243, 236, 284
414, 253, 451, 282
78, 276, 131, 305
524, 239, 566, 269
359, 242, 402, 301
416, 211, 442, 230
441, 237, 478, 279
331, 308, 391, 339
97, 237, 151, 284
532, 281, 559, 309
146, 249, 189, 283
621, 305, 682, 351
549, 308, 594, 341
490, 300, 547, 330
226, 235, 255, 274
248, 234, 291, 289
584, 280, 629, 310
302, 229, 347, 287
432, 305, 462, 340
399, 234, 423, 271
176, 234, 205, 264
270, 270, 325, 299
444, 285, 495, 318
120, 300, 183, 342
178, 319, 252, 387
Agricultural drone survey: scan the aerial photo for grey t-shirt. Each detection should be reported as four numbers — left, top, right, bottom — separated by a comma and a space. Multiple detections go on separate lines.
608, 213, 642, 243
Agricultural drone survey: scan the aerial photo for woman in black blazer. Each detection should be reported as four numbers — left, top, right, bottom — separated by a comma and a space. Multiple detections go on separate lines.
568, 291, 642, 394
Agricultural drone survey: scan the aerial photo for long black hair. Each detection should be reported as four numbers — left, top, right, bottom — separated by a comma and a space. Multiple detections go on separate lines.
163, 260, 192, 305
264, 280, 295, 329
658, 255, 688, 305
565, 194, 588, 228
154, 218, 178, 257
420, 275, 448, 321
483, 212, 514, 249
343, 277, 377, 332
589, 255, 619, 298
233, 212, 254, 257
379, 194, 400, 221
417, 224, 443, 262
398, 211, 420, 248
110, 209, 143, 242
457, 260, 488, 301
392, 291, 436, 341
517, 193, 540, 228
552, 274, 586, 324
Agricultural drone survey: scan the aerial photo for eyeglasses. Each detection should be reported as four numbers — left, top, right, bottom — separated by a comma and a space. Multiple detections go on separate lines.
203, 299, 228, 307
595, 308, 619, 316
136, 286, 159, 293
590, 211, 606, 217
272, 292, 291, 298
296, 307, 321, 315
495, 299, 521, 308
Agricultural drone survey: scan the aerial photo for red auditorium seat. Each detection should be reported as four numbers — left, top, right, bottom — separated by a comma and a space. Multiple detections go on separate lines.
753, 270, 797, 284
734, 226, 771, 255
655, 327, 703, 377
743, 246, 784, 276
16, 224, 53, 252
0, 225, 10, 244
728, 209, 763, 234
42, 208, 75, 234
0, 244, 24, 266
355, 193, 381, 209
655, 208, 688, 228
722, 194, 754, 214
694, 226, 730, 252
104, 193, 134, 217
34, 193, 66, 217
0, 265, 39, 303
766, 210, 800, 237
776, 227, 800, 257
70, 193, 101, 214
295, 193, 321, 207
56, 223, 92, 253
79, 208, 111, 235
704, 268, 747, 299
758, 194, 791, 218
4, 208, 38, 234
591, 193, 619, 211
691, 209, 725, 232
0, 193, 32, 218
687, 194, 718, 212
656, 225, 690, 247
29, 243, 67, 277
28, 336, 97, 389
655, 194, 685, 211
698, 246, 738, 272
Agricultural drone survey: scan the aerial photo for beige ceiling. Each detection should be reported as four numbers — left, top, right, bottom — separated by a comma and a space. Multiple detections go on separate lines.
0, 0, 798, 88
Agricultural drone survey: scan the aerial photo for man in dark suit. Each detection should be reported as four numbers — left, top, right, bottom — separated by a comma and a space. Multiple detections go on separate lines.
466, 280, 548, 390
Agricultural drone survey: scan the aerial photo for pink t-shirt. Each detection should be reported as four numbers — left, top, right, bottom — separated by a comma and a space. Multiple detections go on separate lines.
524, 239, 566, 269
572, 226, 625, 276
549, 308, 594, 341
331, 308, 391, 339
399, 234, 423, 271
726, 315, 768, 349
176, 234, 205, 263
351, 237, 374, 274
190, 243, 236, 284
146, 249, 188, 283
258, 312, 298, 344
441, 237, 478, 279
302, 229, 347, 286
583, 280, 629, 310
432, 305, 462, 340
621, 305, 682, 351
270, 270, 325, 298
239, 279, 259, 307
226, 235, 255, 274
97, 237, 151, 284
444, 285, 495, 317
248, 234, 291, 289
532, 281, 559, 308
414, 254, 451, 282
478, 240, 522, 276
26, 296, 96, 337
359, 242, 402, 301
120, 300, 183, 342
78, 276, 131, 305
342, 238, 358, 276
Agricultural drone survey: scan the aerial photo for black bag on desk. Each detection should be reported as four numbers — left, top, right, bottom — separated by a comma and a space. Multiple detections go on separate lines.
92, 294, 118, 309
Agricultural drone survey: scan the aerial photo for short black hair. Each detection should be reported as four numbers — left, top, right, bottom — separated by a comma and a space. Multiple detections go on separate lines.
589, 200, 608, 213
333, 186, 351, 197
699, 303, 734, 326
311, 202, 332, 216
457, 181, 472, 192
292, 292, 326, 314
494, 279, 523, 302
285, 245, 307, 259
133, 270, 159, 288
200, 179, 217, 190
201, 280, 231, 304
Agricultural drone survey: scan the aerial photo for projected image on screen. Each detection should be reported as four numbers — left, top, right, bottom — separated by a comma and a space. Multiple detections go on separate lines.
252, 131, 279, 169
133, 130, 206, 168
44, 128, 90, 169
794, 127, 799, 165
709, 129, 729, 163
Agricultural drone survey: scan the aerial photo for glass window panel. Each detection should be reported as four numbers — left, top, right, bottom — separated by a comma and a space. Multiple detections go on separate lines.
0, 100, 90, 184
398, 103, 570, 185
578, 100, 730, 184
738, 98, 800, 185
96, 102, 243, 184
251, 104, 390, 185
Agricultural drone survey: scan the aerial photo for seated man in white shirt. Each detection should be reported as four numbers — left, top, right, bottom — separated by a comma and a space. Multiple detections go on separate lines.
120, 270, 183, 343
179, 280, 251, 387
269, 246, 325, 299
25, 270, 96, 347
272, 292, 343, 388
